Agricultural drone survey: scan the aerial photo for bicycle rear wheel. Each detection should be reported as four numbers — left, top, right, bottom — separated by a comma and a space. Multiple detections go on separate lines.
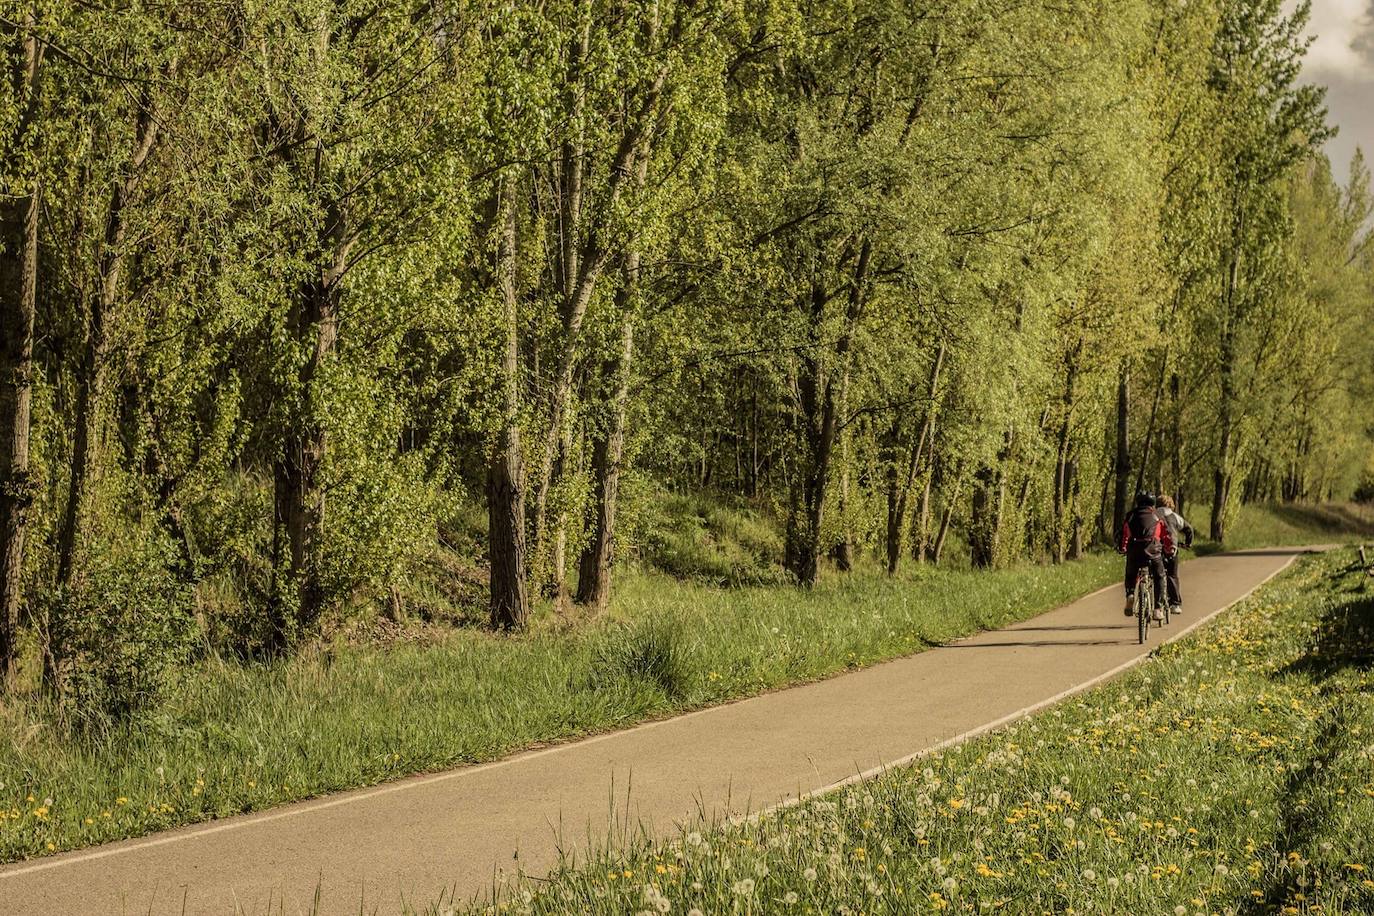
1136, 580, 1149, 644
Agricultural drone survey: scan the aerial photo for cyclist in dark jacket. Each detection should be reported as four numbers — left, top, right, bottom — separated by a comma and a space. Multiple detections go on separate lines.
1118, 491, 1173, 619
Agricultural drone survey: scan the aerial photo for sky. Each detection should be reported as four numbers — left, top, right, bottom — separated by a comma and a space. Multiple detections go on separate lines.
1293, 0, 1374, 185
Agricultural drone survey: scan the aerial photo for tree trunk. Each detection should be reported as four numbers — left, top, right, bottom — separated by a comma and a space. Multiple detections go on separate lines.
969, 464, 997, 569
1068, 452, 1084, 560
1210, 329, 1236, 542
931, 473, 963, 567
531, 17, 667, 581
913, 471, 934, 564
1211, 205, 1245, 543
269, 197, 350, 650
574, 260, 637, 609
886, 342, 944, 574
1052, 339, 1082, 564
785, 238, 870, 586
971, 429, 1011, 569
1111, 360, 1131, 540
56, 90, 160, 590
1169, 371, 1183, 515
0, 8, 42, 686
489, 178, 527, 630
1134, 345, 1170, 495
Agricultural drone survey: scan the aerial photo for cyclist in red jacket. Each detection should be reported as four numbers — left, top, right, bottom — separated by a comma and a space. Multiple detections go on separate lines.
1119, 492, 1173, 619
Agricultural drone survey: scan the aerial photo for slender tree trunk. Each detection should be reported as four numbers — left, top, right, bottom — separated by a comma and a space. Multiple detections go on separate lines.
268, 195, 350, 650
913, 471, 934, 564
489, 178, 527, 630
0, 20, 41, 682
886, 342, 944, 574
56, 91, 160, 590
531, 13, 666, 581
1169, 371, 1183, 514
785, 238, 870, 586
1211, 327, 1236, 542
971, 429, 1012, 569
1134, 345, 1170, 495
1211, 207, 1244, 543
575, 315, 633, 608
931, 473, 963, 567
1052, 340, 1082, 563
0, 185, 37, 684
1068, 451, 1084, 560
969, 465, 997, 569
1111, 361, 1131, 539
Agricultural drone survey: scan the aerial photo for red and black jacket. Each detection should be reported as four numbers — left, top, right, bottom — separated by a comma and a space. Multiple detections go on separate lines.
1119, 507, 1174, 557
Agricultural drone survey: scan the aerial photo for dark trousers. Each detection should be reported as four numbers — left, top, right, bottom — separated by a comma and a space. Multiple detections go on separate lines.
1162, 552, 1181, 606
1124, 550, 1165, 606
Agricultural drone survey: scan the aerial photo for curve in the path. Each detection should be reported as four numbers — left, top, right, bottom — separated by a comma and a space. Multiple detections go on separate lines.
0, 546, 1316, 916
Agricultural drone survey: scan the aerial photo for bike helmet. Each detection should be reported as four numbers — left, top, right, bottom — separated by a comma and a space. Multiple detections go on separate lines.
1134, 491, 1156, 508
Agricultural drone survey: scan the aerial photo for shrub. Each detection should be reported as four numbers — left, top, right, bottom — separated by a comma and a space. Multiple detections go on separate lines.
46, 531, 198, 725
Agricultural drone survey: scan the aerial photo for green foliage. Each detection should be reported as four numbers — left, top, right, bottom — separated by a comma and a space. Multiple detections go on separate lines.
44, 531, 197, 726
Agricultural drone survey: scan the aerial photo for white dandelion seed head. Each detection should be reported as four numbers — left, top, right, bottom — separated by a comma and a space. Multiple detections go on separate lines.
784, 891, 799, 905
943, 877, 957, 892
1082, 869, 1096, 881
803, 867, 818, 882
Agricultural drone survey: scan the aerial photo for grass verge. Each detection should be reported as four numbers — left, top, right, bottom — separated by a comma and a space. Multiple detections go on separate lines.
485, 548, 1374, 916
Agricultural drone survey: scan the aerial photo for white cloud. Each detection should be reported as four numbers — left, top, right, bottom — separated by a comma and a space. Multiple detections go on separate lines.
1298, 0, 1374, 78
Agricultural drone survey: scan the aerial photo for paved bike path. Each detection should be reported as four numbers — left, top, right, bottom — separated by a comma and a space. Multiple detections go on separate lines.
0, 547, 1314, 915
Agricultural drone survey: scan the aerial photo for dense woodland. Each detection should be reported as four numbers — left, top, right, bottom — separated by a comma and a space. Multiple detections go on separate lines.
2, 0, 1372, 715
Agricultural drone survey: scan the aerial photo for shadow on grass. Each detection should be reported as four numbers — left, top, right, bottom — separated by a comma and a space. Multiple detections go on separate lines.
1267, 503, 1374, 539
1239, 581, 1373, 914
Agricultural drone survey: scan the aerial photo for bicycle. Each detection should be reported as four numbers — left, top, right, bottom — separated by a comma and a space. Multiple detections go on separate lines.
1131, 567, 1161, 645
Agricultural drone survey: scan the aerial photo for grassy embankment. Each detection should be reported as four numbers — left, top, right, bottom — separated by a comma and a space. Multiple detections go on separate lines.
0, 499, 1369, 865
478, 547, 1374, 916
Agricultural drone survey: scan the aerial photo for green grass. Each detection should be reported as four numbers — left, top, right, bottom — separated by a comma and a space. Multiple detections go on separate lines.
628, 486, 789, 586
1203, 502, 1374, 552
486, 548, 1374, 916
0, 553, 1119, 864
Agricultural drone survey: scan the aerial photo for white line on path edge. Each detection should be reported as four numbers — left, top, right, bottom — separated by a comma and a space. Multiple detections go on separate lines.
0, 549, 1312, 881
735, 549, 1310, 827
